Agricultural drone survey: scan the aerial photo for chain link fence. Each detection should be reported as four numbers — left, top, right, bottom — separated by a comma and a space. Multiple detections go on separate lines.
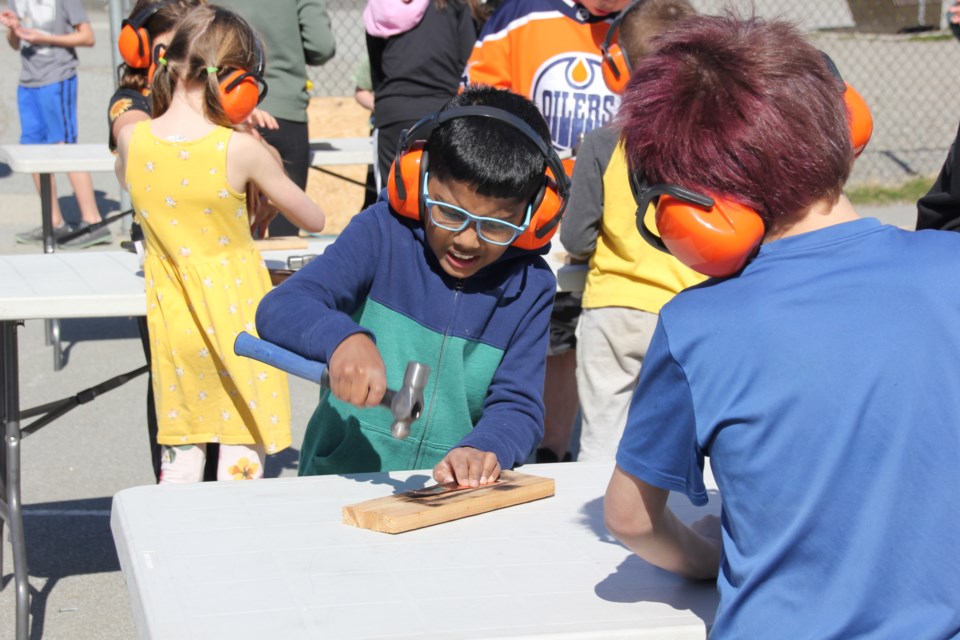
310, 0, 960, 190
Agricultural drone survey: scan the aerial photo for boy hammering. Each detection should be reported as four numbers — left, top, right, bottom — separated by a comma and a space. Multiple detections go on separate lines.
258, 86, 568, 487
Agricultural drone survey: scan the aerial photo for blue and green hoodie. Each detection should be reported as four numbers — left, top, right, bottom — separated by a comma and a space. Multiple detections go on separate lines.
256, 201, 556, 476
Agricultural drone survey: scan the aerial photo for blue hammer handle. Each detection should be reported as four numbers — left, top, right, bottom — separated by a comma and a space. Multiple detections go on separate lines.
234, 331, 330, 387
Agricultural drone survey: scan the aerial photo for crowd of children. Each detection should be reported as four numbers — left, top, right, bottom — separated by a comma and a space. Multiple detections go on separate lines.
3, 1, 958, 633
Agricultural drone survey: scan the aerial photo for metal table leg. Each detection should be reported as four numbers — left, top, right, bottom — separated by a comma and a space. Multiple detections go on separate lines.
38, 172, 64, 371
0, 319, 30, 639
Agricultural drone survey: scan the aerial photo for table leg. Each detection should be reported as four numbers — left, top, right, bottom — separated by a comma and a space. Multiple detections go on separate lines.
39, 172, 64, 370
40, 172, 54, 255
0, 320, 30, 640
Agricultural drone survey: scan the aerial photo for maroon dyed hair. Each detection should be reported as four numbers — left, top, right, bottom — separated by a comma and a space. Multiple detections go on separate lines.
618, 14, 853, 223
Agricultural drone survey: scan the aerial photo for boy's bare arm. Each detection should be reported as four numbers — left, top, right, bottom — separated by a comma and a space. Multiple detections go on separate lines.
1, 10, 20, 48
604, 465, 721, 580
15, 21, 95, 48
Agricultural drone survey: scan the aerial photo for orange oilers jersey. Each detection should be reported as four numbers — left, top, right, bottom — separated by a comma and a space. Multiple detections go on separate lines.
462, 0, 621, 160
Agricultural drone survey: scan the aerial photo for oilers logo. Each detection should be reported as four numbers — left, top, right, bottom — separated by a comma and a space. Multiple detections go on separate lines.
532, 53, 619, 154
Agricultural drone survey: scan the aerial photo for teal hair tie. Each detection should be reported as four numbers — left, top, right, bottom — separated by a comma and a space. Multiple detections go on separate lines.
205, 66, 219, 75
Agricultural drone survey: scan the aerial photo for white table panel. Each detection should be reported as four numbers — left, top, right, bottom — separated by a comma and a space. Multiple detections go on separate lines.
309, 137, 374, 166
0, 143, 117, 173
112, 462, 720, 640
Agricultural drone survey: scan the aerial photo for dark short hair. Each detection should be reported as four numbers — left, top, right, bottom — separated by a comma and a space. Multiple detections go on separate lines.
428, 86, 552, 205
619, 14, 853, 223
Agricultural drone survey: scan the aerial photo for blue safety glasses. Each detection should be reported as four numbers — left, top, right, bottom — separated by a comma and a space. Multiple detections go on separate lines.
422, 171, 531, 246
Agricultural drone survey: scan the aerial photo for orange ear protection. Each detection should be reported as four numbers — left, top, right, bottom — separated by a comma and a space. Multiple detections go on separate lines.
387, 105, 570, 250
118, 1, 174, 69
631, 175, 765, 277
821, 52, 873, 158
633, 53, 874, 277
600, 0, 638, 95
213, 35, 268, 125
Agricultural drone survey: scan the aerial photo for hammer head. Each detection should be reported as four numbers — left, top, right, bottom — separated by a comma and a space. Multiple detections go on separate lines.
388, 361, 431, 439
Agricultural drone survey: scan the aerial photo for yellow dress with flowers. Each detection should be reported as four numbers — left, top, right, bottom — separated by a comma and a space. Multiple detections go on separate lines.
125, 121, 291, 453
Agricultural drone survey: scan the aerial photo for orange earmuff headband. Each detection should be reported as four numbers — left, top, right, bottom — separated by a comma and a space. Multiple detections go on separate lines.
387, 105, 570, 251
118, 1, 174, 69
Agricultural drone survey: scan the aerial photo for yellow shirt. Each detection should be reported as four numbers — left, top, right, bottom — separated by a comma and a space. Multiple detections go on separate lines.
583, 141, 705, 312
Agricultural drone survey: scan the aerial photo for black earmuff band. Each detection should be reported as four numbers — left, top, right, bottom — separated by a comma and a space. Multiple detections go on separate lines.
600, 0, 643, 77
393, 105, 570, 217
221, 34, 268, 103
122, 1, 175, 58
629, 172, 714, 252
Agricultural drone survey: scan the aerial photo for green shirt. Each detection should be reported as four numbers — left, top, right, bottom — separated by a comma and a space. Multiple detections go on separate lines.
219, 0, 336, 122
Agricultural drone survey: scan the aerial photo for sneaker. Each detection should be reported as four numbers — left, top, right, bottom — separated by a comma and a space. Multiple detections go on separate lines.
58, 222, 114, 249
15, 222, 77, 245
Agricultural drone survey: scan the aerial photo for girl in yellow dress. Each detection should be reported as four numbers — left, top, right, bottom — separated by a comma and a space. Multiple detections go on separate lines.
115, 5, 326, 482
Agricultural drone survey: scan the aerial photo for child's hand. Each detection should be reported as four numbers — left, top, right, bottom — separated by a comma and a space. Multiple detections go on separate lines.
433, 447, 501, 488
327, 334, 387, 407
15, 26, 47, 45
247, 108, 279, 131
0, 10, 20, 29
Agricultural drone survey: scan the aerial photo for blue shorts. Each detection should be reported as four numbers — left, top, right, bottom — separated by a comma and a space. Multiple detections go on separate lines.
18, 76, 79, 144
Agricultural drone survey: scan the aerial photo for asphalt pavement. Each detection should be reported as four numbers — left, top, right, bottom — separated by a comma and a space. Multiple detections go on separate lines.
0, 3, 926, 640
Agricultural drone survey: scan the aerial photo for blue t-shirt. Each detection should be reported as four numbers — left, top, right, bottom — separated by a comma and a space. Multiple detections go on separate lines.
617, 218, 960, 639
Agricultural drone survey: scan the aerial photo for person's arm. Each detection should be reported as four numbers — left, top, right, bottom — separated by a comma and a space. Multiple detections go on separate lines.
604, 465, 721, 580
16, 20, 94, 48
559, 129, 615, 259
298, 0, 335, 66
227, 131, 325, 232
256, 211, 382, 363
450, 263, 555, 477
916, 125, 960, 231
108, 89, 152, 151
1, 9, 20, 48
114, 123, 136, 187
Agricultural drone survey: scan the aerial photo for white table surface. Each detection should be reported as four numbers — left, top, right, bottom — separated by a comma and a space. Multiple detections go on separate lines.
0, 241, 338, 322
0, 142, 117, 173
308, 137, 374, 166
0, 242, 582, 318
112, 461, 719, 640
0, 138, 375, 175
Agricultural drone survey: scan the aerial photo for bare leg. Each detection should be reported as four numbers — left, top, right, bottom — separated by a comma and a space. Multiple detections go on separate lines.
540, 349, 579, 459
31, 173, 65, 228
66, 171, 103, 224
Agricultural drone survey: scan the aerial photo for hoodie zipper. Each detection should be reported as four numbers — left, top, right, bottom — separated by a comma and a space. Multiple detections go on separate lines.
414, 279, 464, 465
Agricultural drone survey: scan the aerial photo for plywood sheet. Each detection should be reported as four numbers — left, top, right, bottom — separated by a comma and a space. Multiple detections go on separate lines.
342, 471, 555, 534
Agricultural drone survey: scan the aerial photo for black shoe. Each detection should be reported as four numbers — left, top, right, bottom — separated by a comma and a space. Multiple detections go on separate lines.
59, 222, 114, 249
15, 222, 76, 245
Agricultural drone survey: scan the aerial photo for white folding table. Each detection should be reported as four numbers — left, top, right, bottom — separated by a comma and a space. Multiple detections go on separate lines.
112, 461, 720, 639
309, 136, 373, 166
0, 242, 336, 640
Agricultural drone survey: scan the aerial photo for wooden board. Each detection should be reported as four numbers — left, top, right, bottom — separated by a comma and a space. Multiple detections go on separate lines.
254, 236, 309, 251
342, 470, 555, 534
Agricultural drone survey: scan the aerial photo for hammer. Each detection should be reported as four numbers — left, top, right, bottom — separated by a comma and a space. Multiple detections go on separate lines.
233, 332, 430, 439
